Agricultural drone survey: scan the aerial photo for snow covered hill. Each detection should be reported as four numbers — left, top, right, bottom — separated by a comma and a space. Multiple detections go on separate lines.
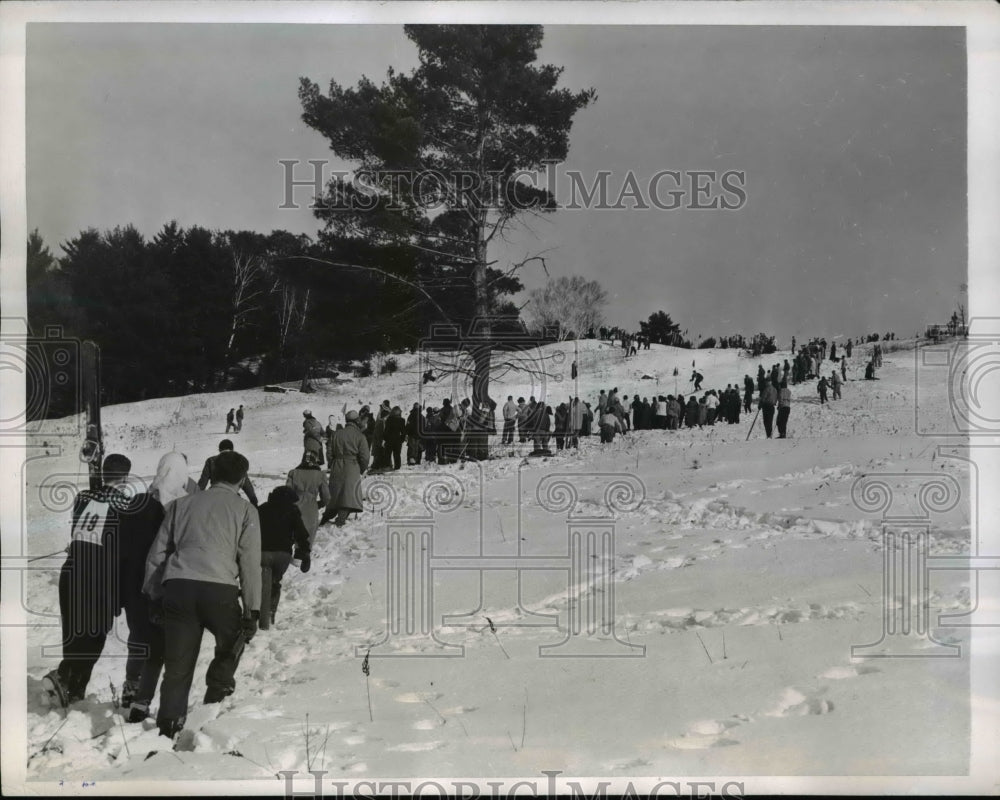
16, 337, 985, 787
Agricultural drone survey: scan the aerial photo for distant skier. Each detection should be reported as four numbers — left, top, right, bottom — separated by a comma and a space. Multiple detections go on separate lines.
225, 408, 236, 433
42, 454, 133, 709
235, 405, 244, 433
690, 370, 703, 391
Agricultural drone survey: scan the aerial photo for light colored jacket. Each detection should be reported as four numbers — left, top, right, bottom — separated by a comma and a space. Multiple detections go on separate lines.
143, 483, 262, 612
503, 400, 518, 421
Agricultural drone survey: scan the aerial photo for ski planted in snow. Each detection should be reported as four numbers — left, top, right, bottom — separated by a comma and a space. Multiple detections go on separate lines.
79, 341, 104, 492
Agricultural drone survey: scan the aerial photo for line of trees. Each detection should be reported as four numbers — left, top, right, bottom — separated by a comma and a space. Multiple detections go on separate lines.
27, 221, 523, 416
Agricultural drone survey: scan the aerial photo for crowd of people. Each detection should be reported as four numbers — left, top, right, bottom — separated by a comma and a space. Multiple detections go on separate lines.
43, 333, 873, 743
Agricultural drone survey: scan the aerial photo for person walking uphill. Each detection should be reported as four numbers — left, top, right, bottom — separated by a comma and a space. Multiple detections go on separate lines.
199, 440, 258, 506
42, 454, 133, 709
119, 452, 192, 722
257, 486, 311, 630
286, 450, 330, 549
302, 410, 325, 467
143, 450, 261, 740
322, 410, 371, 527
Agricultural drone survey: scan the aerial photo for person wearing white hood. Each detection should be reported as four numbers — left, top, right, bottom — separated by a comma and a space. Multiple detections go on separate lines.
119, 451, 193, 722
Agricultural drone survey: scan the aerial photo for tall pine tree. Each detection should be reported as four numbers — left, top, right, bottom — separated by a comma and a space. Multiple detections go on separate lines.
299, 24, 594, 408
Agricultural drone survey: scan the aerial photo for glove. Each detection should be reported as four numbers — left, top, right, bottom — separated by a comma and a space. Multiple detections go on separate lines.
294, 547, 311, 574
242, 610, 259, 642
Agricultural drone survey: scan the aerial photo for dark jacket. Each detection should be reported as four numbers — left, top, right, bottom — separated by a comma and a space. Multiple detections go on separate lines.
62, 485, 133, 630
198, 454, 258, 505
384, 411, 406, 445
259, 489, 311, 554
118, 493, 166, 607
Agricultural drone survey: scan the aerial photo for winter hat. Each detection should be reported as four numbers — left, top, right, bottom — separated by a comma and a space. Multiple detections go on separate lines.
345, 410, 360, 422
268, 485, 299, 505
303, 410, 313, 417
151, 451, 191, 507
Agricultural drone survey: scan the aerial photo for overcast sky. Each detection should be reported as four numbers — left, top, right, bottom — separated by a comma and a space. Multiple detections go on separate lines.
26, 23, 966, 342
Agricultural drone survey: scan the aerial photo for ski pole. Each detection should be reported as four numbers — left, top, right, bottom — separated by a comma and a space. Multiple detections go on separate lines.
746, 408, 761, 441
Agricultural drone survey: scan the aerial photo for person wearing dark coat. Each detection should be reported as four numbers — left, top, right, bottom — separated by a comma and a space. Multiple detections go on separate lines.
438, 399, 459, 464
776, 381, 792, 439
817, 376, 829, 404
257, 486, 311, 630
406, 403, 423, 466
287, 450, 330, 547
846, 340, 853, 358
302, 410, 325, 467
198, 439, 258, 505
370, 408, 390, 471
120, 452, 191, 722
43, 454, 133, 710
759, 382, 778, 438
684, 396, 700, 428
225, 408, 236, 434
422, 407, 438, 464
323, 412, 371, 527
383, 406, 406, 470
554, 403, 569, 450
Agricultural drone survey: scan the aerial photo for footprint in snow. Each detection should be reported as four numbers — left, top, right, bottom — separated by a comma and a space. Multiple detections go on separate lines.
819, 664, 881, 680
766, 687, 834, 717
394, 691, 442, 704
665, 716, 747, 750
386, 740, 444, 752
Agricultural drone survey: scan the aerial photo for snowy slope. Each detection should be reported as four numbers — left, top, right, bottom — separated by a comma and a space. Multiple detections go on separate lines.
15, 338, 989, 787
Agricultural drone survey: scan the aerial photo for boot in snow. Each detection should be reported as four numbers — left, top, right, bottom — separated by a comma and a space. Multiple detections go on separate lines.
121, 679, 138, 709
157, 716, 185, 740
127, 702, 150, 723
